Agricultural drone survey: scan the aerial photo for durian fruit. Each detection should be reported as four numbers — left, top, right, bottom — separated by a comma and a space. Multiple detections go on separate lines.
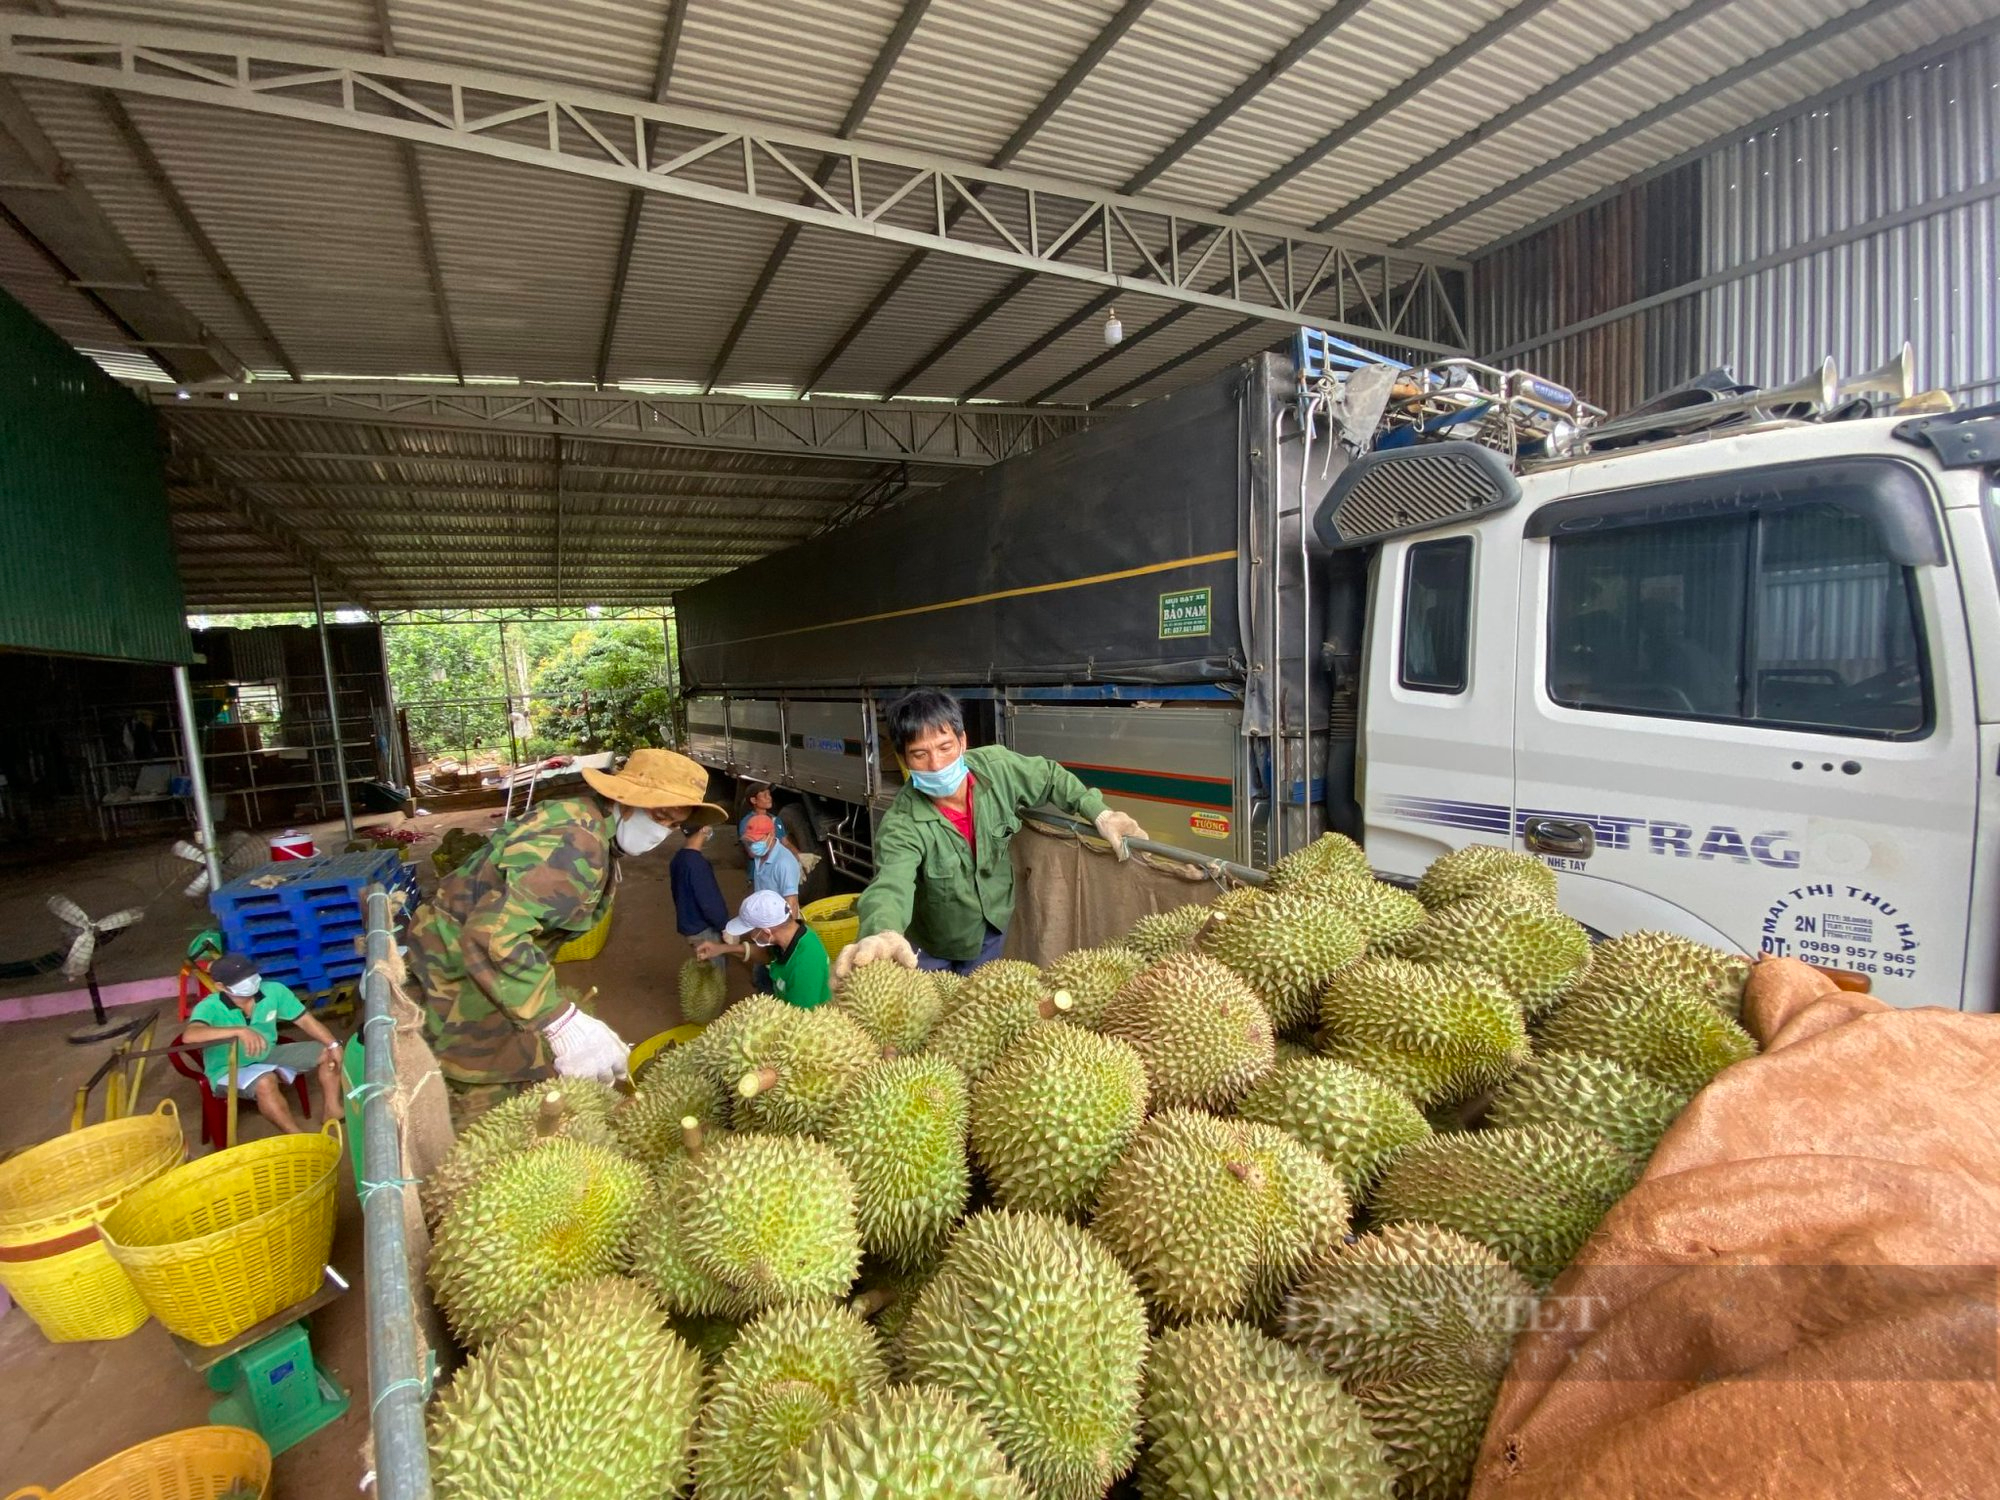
1275, 1037, 1317, 1065
1091, 1109, 1348, 1324
1383, 894, 1590, 1017
679, 1131, 863, 1311
1040, 945, 1148, 1030
826, 1057, 970, 1269
734, 1005, 881, 1136
930, 969, 967, 1018
1099, 953, 1274, 1110
1124, 904, 1210, 961
1316, 876, 1430, 945
430, 1138, 650, 1348
1281, 1223, 1533, 1389
671, 1312, 744, 1368
1354, 1376, 1502, 1500
1570, 929, 1753, 1021
969, 1026, 1148, 1218
1195, 892, 1367, 1033
429, 1275, 702, 1500
924, 963, 1072, 1081
1538, 981, 1756, 1098
1283, 1224, 1535, 1500
1415, 844, 1559, 911
692, 1299, 890, 1500
1266, 833, 1372, 893
779, 1385, 1032, 1499
838, 960, 945, 1055
630, 1150, 758, 1321
1317, 957, 1529, 1107
899, 1208, 1148, 1500
1140, 1321, 1395, 1500
1370, 1125, 1633, 1286
1235, 1058, 1431, 1192
850, 1258, 940, 1369
419, 1080, 622, 1225
611, 1053, 727, 1168
680, 956, 729, 1024
1487, 1053, 1686, 1164
684, 993, 794, 1095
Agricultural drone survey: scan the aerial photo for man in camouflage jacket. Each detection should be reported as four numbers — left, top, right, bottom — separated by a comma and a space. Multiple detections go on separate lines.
408, 748, 725, 1088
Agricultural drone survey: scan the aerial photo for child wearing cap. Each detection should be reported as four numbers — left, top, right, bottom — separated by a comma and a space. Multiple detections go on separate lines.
183, 952, 344, 1132
695, 889, 831, 1009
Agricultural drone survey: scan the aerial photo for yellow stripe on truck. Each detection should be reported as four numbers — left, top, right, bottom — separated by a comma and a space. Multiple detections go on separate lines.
703, 550, 1240, 649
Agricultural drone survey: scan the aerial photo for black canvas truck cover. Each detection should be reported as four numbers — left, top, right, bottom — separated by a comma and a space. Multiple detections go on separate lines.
675, 362, 1252, 692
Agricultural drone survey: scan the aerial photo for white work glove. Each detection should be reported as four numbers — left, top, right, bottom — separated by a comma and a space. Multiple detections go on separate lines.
545, 1004, 632, 1085
797, 852, 823, 877
1094, 809, 1148, 861
832, 930, 918, 983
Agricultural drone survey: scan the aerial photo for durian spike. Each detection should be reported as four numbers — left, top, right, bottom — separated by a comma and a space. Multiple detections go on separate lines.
680, 1115, 706, 1158
1037, 991, 1075, 1020
850, 1286, 896, 1319
738, 1066, 781, 1099
534, 1092, 566, 1136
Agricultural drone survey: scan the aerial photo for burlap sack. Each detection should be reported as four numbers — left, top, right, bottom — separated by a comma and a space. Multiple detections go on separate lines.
1002, 822, 1227, 967
1469, 958, 2000, 1498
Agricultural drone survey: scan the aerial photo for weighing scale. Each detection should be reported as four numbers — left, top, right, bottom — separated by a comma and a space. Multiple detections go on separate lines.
168, 1267, 351, 1456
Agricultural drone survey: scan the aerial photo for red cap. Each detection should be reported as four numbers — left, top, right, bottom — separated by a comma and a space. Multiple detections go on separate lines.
742, 814, 777, 842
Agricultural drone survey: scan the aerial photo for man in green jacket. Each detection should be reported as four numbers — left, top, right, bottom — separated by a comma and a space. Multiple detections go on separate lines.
836, 688, 1147, 980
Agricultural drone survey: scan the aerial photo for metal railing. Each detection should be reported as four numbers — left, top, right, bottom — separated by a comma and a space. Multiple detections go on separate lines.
360, 887, 432, 1500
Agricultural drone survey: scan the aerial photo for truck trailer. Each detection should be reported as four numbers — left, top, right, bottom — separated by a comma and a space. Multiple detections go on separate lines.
675, 346, 2000, 1012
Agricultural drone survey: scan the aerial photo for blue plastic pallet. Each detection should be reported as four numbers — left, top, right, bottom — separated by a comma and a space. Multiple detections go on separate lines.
210, 852, 416, 984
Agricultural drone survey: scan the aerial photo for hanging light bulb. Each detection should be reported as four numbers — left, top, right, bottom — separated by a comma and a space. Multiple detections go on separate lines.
1103, 308, 1123, 347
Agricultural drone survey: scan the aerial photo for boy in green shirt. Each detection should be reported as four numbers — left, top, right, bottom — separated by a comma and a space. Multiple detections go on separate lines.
183, 952, 344, 1132
696, 889, 831, 1009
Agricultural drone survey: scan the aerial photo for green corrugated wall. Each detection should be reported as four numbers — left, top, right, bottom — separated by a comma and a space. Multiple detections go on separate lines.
0, 287, 190, 664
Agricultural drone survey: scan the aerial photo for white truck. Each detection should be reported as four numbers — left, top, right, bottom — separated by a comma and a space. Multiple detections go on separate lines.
675, 343, 1998, 1012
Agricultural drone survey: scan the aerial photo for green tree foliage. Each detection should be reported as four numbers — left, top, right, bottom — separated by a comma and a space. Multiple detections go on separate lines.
530, 622, 675, 755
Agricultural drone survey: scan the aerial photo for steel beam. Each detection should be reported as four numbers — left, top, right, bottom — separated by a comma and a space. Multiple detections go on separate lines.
956, 0, 1378, 400
865, 0, 1160, 398
151, 382, 1092, 464
1315, 0, 1734, 234
1396, 0, 1918, 247
374, 0, 463, 382
702, 0, 932, 394
0, 78, 240, 381
597, 0, 685, 387
1224, 0, 1563, 218
176, 446, 945, 488
0, 18, 1463, 348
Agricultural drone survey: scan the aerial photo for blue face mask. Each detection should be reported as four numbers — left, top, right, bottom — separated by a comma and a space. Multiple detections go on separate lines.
747, 839, 772, 857
908, 755, 969, 798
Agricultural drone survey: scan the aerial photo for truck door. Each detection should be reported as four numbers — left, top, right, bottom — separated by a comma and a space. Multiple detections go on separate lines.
1360, 523, 1521, 879
1511, 454, 1978, 1007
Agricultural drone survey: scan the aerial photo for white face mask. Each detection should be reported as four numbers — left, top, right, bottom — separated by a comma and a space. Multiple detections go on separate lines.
615, 807, 670, 856
228, 977, 261, 999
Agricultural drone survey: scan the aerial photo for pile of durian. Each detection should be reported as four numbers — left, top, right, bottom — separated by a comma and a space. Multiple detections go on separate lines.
421, 835, 1758, 1500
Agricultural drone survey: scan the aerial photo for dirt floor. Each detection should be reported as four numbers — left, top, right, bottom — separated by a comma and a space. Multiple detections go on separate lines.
0, 803, 760, 1496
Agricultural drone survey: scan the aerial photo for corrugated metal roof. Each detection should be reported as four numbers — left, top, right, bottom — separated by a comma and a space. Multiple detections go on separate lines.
0, 0, 1984, 609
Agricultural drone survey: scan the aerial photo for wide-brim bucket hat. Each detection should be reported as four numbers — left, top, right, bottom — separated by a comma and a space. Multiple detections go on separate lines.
582, 748, 728, 825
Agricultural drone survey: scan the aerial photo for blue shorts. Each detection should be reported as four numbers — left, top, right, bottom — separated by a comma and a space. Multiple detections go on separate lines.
915, 926, 1006, 977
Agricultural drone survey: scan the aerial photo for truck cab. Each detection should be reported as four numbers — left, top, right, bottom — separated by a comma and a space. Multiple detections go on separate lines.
1349, 409, 2000, 1011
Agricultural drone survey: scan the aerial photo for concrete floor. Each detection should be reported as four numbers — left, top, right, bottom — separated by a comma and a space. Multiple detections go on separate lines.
0, 803, 757, 1495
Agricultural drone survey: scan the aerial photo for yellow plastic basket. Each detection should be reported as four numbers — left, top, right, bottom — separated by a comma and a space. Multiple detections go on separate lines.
98, 1124, 341, 1347
554, 886, 616, 963
3, 1424, 270, 1500
0, 1101, 184, 1343
0, 1101, 184, 1242
802, 893, 860, 965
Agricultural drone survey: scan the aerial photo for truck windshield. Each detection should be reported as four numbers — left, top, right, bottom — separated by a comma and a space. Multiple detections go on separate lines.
1546, 466, 1933, 739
